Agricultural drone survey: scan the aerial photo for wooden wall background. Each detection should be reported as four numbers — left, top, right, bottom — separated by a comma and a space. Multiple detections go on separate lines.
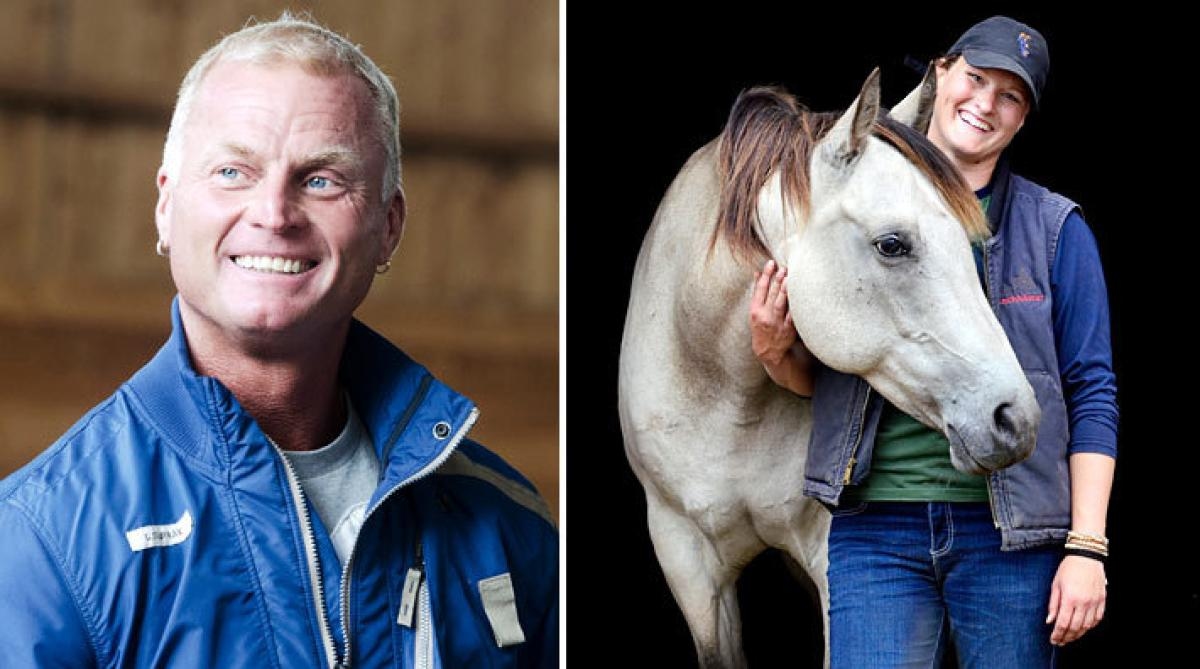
0, 0, 559, 520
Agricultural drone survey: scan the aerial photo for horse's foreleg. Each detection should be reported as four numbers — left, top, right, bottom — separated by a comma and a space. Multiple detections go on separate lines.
646, 492, 753, 669
780, 501, 832, 668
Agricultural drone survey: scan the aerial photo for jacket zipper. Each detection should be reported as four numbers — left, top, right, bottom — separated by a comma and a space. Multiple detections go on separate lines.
979, 239, 1002, 528
415, 539, 433, 669
271, 404, 477, 668
337, 407, 479, 667
269, 440, 343, 669
841, 386, 872, 485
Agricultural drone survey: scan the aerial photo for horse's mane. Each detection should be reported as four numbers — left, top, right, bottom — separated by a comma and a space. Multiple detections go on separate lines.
713, 86, 989, 261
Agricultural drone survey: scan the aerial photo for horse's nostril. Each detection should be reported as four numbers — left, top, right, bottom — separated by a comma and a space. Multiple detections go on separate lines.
994, 402, 1016, 437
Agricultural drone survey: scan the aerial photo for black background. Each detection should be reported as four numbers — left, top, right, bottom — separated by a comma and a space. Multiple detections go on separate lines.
567, 4, 1196, 666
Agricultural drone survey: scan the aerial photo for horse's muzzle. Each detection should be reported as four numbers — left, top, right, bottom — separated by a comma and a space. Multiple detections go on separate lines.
947, 394, 1040, 474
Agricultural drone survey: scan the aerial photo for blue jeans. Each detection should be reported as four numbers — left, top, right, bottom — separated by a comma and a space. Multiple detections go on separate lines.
827, 501, 1061, 668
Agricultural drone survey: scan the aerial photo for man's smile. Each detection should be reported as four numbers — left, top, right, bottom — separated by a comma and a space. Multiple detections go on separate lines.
231, 255, 316, 274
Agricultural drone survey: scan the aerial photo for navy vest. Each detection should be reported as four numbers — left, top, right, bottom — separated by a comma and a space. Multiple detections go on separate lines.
803, 161, 1080, 550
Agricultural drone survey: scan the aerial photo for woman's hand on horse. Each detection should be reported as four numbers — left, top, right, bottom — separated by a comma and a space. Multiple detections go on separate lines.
750, 260, 797, 364
750, 260, 814, 396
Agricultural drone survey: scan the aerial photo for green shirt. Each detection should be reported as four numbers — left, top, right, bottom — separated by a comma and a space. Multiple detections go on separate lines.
843, 195, 992, 503
841, 401, 989, 502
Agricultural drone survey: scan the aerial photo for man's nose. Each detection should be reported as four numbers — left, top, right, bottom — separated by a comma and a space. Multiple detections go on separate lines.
252, 176, 300, 232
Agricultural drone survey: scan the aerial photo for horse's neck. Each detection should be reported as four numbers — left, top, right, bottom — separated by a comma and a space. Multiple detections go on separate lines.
664, 161, 771, 391
624, 140, 795, 432
631, 141, 775, 393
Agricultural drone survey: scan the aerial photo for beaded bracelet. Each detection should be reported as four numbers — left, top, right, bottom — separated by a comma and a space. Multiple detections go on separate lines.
1067, 539, 1107, 550
1067, 530, 1109, 547
1064, 529, 1109, 563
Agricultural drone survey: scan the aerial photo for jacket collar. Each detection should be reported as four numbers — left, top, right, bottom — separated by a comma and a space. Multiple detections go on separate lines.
125, 298, 478, 490
985, 155, 1014, 235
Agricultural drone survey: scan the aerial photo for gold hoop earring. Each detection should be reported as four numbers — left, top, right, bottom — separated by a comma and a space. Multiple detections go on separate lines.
156, 239, 169, 257
374, 260, 391, 275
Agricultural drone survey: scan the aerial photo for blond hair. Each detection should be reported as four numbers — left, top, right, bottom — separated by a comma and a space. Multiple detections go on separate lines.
161, 11, 401, 200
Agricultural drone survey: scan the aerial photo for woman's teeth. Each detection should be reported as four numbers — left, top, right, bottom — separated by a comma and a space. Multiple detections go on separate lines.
959, 110, 991, 131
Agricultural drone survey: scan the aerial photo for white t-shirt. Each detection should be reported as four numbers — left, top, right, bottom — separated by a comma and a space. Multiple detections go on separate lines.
282, 402, 379, 565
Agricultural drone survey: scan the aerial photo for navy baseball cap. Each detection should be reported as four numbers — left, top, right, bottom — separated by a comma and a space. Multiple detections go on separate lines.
948, 16, 1048, 108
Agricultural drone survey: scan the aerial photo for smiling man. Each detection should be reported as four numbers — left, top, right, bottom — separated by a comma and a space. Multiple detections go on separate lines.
0, 14, 557, 668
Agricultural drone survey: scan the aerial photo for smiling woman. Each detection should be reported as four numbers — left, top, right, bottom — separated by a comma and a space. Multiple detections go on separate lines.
568, 4, 1188, 668
927, 55, 1031, 189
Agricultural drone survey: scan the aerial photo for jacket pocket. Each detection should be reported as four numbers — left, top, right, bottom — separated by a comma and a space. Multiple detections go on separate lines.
1002, 369, 1071, 527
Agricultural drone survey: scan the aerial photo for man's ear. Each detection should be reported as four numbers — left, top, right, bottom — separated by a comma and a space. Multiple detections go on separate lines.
380, 188, 407, 265
155, 167, 172, 245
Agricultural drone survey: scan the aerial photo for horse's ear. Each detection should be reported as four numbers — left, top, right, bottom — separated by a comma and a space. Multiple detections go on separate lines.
823, 67, 881, 165
889, 61, 936, 133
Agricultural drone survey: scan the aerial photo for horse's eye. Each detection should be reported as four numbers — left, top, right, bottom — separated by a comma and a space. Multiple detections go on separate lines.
873, 234, 910, 258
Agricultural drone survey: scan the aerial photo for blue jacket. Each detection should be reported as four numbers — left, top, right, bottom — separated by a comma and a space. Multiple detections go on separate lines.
804, 161, 1118, 550
0, 302, 559, 667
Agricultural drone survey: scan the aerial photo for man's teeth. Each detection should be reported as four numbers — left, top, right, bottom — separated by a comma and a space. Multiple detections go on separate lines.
234, 256, 310, 274
959, 111, 991, 131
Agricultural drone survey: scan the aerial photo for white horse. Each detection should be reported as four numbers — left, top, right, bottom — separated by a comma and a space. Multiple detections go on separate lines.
617, 68, 1041, 667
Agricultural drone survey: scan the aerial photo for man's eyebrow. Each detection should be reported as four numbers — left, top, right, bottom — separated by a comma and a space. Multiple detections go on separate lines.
209, 144, 359, 166
217, 142, 259, 161
295, 148, 363, 174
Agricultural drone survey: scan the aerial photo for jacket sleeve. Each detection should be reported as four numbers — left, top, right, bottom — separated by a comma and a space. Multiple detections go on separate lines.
0, 502, 98, 667
519, 521, 559, 669
1051, 211, 1119, 458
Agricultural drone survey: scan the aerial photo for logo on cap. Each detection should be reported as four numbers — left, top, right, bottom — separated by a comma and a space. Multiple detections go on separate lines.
1017, 32, 1033, 58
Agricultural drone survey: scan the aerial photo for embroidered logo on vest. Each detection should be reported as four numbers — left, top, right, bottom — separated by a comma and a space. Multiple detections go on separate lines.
1001, 269, 1044, 305
1000, 294, 1044, 305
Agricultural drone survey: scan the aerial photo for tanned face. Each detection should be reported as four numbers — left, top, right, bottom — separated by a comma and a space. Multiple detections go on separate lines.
155, 61, 404, 352
927, 57, 1031, 175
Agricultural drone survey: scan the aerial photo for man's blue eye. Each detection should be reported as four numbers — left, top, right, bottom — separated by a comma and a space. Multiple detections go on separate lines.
306, 176, 330, 189
218, 167, 240, 179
